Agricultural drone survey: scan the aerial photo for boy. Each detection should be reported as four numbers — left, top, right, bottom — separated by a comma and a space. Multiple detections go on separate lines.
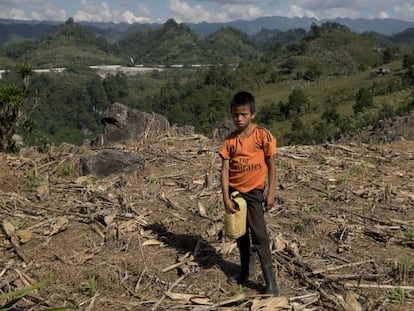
219, 91, 279, 296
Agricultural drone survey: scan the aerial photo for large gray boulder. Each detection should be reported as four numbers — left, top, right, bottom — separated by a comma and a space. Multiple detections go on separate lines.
80, 149, 144, 177
212, 120, 236, 142
90, 102, 170, 146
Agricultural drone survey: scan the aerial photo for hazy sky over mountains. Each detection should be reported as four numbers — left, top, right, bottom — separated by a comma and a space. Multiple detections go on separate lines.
1, 0, 413, 24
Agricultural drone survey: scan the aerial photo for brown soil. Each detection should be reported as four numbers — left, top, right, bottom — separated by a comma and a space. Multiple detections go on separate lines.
1, 133, 414, 310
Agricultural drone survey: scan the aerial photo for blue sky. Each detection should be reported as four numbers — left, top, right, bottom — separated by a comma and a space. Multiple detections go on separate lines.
1, 1, 413, 23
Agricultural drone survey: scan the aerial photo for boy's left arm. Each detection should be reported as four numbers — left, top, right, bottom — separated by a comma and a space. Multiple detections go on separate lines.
264, 154, 276, 211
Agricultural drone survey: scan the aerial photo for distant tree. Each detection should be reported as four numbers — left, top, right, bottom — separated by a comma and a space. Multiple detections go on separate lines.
353, 87, 373, 114
401, 53, 414, 86
204, 65, 234, 88
382, 49, 392, 64
0, 65, 38, 152
280, 58, 296, 73
378, 103, 395, 120
286, 116, 313, 145
382, 47, 398, 64
86, 77, 109, 113
402, 52, 414, 69
103, 74, 128, 103
307, 23, 321, 40
4, 41, 37, 59
287, 88, 308, 117
404, 66, 414, 85
291, 116, 305, 132
303, 65, 322, 81
65, 17, 75, 26
322, 108, 340, 124
320, 21, 350, 33
258, 101, 284, 124
156, 80, 181, 112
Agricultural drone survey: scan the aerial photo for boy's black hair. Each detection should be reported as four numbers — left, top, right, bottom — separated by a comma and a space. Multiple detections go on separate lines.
231, 91, 256, 113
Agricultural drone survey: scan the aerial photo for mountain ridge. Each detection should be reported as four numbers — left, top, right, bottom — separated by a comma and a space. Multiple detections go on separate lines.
1, 15, 414, 41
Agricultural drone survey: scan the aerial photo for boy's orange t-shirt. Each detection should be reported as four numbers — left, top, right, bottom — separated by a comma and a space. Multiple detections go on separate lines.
219, 125, 277, 193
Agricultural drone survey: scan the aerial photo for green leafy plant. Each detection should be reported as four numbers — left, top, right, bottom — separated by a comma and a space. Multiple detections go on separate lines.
207, 205, 217, 215
404, 227, 414, 239
81, 275, 99, 296
225, 284, 244, 297
145, 175, 159, 184
9, 219, 22, 229
390, 286, 405, 304
276, 159, 288, 168
350, 162, 367, 178
24, 172, 41, 187
400, 253, 414, 277
305, 205, 322, 213
57, 162, 75, 176
322, 191, 334, 201
339, 176, 349, 184
0, 64, 39, 152
291, 221, 304, 233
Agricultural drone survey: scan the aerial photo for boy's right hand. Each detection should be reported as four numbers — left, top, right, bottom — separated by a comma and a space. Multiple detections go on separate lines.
224, 198, 238, 213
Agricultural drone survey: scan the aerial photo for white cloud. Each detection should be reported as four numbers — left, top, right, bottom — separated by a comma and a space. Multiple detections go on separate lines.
0, 0, 413, 23
289, 0, 373, 11
0, 0, 42, 20
73, 0, 150, 23
120, 10, 150, 23
0, 1, 67, 21
377, 11, 390, 19
34, 3, 66, 21
169, 0, 212, 22
0, 8, 27, 20
394, 3, 414, 21
1, 0, 45, 5
279, 0, 414, 21
169, 0, 263, 22
284, 1, 400, 20
74, 1, 112, 22
221, 4, 263, 20
138, 4, 151, 19
198, 0, 261, 3
287, 5, 317, 18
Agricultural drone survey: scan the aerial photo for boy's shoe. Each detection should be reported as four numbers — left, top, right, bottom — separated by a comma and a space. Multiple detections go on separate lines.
262, 264, 279, 296
229, 251, 256, 284
228, 272, 248, 285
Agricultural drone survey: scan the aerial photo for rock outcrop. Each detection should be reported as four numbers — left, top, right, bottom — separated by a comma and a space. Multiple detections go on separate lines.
89, 102, 170, 147
212, 120, 236, 142
80, 149, 144, 177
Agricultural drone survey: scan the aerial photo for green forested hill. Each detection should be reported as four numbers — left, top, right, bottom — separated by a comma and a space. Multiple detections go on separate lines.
0, 19, 411, 69
202, 27, 260, 63
5, 19, 122, 68
389, 28, 414, 47
117, 19, 203, 65
297, 30, 382, 75
0, 21, 60, 45
251, 28, 307, 52
0, 19, 413, 148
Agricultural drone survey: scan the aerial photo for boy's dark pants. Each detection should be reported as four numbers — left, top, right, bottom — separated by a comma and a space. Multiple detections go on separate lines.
235, 188, 272, 267
229, 188, 279, 295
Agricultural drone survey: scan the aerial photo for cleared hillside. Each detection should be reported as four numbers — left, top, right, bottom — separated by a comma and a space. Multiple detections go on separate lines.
1, 124, 413, 310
